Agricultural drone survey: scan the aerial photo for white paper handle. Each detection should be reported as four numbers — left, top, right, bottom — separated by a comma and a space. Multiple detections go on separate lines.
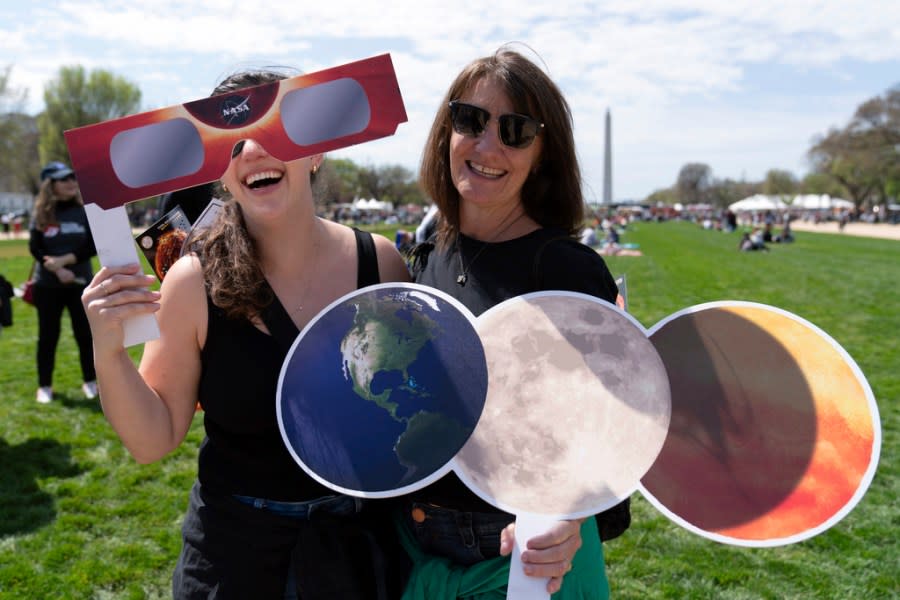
85, 203, 160, 347
506, 513, 559, 600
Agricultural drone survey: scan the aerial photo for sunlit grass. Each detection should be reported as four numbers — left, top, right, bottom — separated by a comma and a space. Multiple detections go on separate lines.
1, 221, 897, 598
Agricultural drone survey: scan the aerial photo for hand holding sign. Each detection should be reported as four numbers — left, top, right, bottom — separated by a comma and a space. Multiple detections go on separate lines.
457, 292, 671, 599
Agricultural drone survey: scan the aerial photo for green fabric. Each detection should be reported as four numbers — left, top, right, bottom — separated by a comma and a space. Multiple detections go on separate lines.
397, 513, 610, 600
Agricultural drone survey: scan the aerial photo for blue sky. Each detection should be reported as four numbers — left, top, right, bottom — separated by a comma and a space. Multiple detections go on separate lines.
1, 0, 898, 201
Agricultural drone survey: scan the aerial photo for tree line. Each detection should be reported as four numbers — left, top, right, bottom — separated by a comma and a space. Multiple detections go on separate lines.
0, 64, 425, 206
647, 85, 899, 212
2, 63, 897, 212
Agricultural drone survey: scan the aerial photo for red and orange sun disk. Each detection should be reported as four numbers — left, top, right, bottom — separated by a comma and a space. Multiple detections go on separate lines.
640, 302, 880, 546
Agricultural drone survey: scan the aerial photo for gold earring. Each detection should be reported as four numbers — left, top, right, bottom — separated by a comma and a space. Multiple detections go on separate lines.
222, 184, 229, 193
311, 164, 319, 175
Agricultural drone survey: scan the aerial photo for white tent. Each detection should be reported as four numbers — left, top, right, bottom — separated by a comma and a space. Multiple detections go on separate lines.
353, 198, 394, 211
791, 194, 854, 210
728, 195, 787, 212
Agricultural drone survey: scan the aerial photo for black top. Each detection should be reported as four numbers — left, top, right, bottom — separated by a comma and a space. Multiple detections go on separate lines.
28, 200, 96, 288
412, 227, 618, 511
196, 229, 381, 501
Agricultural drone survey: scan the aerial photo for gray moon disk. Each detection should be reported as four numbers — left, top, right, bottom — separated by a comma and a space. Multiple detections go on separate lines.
454, 292, 671, 518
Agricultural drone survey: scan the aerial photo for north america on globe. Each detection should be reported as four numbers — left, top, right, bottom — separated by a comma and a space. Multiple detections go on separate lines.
340, 292, 439, 418
278, 285, 487, 495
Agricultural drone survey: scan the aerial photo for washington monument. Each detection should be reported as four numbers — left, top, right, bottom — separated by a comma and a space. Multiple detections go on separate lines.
603, 108, 612, 204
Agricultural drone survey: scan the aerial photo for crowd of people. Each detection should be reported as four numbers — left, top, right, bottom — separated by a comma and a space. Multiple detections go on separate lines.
737, 219, 794, 252
5, 47, 634, 599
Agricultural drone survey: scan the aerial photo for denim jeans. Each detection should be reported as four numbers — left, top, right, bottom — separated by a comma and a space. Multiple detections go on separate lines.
404, 501, 514, 566
231, 493, 362, 599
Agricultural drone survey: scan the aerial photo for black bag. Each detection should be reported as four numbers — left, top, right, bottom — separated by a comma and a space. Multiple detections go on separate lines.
0, 275, 14, 327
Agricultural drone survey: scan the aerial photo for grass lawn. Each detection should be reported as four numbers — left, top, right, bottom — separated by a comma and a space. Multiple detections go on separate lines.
0, 221, 897, 599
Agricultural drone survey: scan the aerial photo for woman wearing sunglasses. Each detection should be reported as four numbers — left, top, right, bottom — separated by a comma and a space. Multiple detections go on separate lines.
81, 70, 412, 599
29, 162, 98, 404
403, 48, 620, 598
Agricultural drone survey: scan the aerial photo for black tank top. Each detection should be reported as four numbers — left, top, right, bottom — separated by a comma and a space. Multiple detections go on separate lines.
196, 229, 380, 500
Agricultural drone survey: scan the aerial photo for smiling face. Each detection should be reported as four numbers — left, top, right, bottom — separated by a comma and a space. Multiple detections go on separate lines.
219, 138, 321, 225
450, 77, 543, 219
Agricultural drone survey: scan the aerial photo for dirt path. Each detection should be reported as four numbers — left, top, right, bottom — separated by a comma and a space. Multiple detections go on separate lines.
787, 220, 900, 241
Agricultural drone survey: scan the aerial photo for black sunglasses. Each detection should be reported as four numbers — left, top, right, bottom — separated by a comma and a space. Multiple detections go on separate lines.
55, 174, 77, 182
448, 101, 544, 149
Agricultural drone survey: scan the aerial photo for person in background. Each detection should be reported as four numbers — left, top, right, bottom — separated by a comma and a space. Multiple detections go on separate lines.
29, 162, 97, 404
579, 219, 599, 247
776, 218, 794, 243
404, 47, 621, 599
0, 273, 14, 333
81, 68, 411, 599
415, 204, 440, 244
749, 227, 769, 251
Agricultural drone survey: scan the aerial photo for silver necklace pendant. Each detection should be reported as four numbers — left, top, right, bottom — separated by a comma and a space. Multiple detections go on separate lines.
456, 273, 467, 286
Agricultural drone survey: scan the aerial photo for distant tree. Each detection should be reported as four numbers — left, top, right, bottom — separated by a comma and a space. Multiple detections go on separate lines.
376, 164, 424, 205
676, 162, 712, 204
37, 66, 141, 165
355, 165, 380, 200
314, 158, 359, 204
800, 172, 848, 198
762, 169, 797, 196
644, 186, 678, 206
707, 178, 760, 209
808, 85, 900, 210
314, 158, 425, 207
327, 158, 363, 203
0, 65, 40, 193
809, 127, 882, 210
887, 178, 900, 201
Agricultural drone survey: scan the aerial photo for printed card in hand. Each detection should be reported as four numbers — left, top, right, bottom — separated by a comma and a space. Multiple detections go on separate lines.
136, 206, 191, 281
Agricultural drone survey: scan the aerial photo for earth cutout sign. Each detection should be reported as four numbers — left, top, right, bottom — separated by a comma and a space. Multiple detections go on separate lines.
276, 283, 488, 497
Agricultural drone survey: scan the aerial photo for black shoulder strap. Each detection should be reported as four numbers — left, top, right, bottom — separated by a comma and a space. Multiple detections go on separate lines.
259, 284, 300, 353
354, 228, 380, 288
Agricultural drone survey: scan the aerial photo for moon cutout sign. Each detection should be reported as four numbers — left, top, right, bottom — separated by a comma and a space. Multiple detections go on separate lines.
640, 302, 881, 546
453, 291, 671, 519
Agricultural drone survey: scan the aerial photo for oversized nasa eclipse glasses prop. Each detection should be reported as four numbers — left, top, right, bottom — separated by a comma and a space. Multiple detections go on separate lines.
64, 54, 407, 346
65, 54, 405, 208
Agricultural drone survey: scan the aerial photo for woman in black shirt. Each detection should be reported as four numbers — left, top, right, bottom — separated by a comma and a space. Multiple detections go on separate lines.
29, 162, 97, 404
80, 70, 411, 598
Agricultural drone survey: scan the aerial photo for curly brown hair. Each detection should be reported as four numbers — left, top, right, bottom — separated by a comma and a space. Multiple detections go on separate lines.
193, 68, 296, 320
419, 47, 584, 249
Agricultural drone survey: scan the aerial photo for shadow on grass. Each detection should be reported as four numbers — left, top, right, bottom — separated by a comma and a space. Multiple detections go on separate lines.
0, 437, 83, 535
56, 391, 104, 415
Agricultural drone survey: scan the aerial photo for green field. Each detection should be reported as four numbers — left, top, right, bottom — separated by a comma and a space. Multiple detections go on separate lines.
0, 221, 897, 599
